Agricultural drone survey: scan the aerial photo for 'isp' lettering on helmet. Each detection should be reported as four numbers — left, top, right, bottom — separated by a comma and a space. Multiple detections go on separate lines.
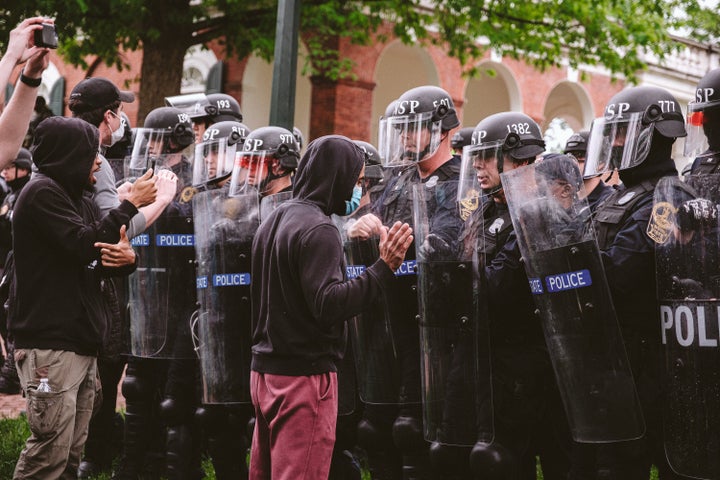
395, 260, 417, 276
346, 265, 366, 279
529, 278, 543, 294
544, 269, 592, 293
196, 276, 208, 289
131, 234, 150, 247
395, 100, 420, 115
696, 88, 715, 103
660, 303, 720, 347
604, 102, 630, 120
156, 234, 195, 247
213, 273, 251, 287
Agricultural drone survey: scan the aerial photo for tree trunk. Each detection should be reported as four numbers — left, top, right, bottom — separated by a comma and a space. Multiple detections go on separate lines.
136, 38, 188, 126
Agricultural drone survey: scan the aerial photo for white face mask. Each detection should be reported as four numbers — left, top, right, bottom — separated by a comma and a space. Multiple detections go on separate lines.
106, 111, 125, 147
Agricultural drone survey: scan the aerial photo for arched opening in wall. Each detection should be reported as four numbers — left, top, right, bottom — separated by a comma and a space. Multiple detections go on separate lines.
371, 41, 439, 147
543, 81, 593, 152
463, 61, 520, 128
241, 43, 311, 145
182, 45, 219, 94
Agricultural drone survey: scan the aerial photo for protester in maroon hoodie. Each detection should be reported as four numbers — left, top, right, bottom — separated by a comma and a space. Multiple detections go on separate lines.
249, 135, 413, 480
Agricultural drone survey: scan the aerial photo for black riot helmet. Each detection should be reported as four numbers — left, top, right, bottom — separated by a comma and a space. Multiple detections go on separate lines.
293, 127, 305, 152
686, 67, 720, 158
141, 106, 195, 152
229, 126, 299, 196
379, 85, 460, 166
201, 93, 243, 123
451, 126, 475, 152
584, 86, 686, 178
193, 120, 251, 187
12, 147, 33, 171
353, 140, 383, 188
353, 140, 380, 166
458, 111, 545, 198
564, 130, 590, 156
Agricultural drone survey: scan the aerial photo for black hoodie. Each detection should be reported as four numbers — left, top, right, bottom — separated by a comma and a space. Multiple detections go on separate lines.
9, 117, 138, 356
250, 135, 396, 375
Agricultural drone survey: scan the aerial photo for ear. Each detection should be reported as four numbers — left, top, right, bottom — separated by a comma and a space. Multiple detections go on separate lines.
271, 159, 284, 175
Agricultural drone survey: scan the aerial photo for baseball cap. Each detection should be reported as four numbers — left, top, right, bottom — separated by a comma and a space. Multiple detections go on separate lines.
69, 77, 134, 111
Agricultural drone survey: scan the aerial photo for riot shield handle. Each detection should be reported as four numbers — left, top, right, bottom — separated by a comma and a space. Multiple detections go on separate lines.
190, 309, 201, 358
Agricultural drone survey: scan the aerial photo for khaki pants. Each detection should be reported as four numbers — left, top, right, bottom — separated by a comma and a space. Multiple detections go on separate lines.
13, 349, 97, 480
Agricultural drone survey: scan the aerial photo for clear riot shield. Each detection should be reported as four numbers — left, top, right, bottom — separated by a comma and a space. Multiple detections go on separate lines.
259, 191, 292, 221
653, 174, 720, 479
413, 180, 493, 446
338, 178, 422, 406
501, 158, 644, 443
193, 189, 259, 404
127, 154, 197, 359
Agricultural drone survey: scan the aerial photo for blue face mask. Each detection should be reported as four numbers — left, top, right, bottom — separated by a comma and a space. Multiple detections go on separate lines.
344, 185, 362, 215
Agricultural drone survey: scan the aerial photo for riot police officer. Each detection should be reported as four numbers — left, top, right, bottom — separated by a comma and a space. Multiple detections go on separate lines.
236, 126, 298, 197
166, 92, 243, 143
450, 126, 475, 156
564, 130, 613, 213
685, 67, 720, 176
114, 106, 199, 480
459, 111, 572, 479
582, 85, 687, 479
192, 119, 254, 479
347, 85, 461, 480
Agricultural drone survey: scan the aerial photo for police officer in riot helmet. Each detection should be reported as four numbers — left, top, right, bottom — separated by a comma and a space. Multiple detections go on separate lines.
348, 85, 461, 480
195, 120, 250, 190
114, 105, 199, 480
578, 85, 687, 479
192, 118, 254, 480
460, 111, 571, 480
564, 130, 612, 213
234, 126, 299, 197
190, 93, 243, 142
685, 67, 720, 175
450, 126, 475, 156
139, 106, 195, 198
351, 140, 385, 213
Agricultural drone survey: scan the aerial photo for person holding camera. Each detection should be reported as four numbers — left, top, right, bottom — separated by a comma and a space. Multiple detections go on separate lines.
0, 17, 52, 169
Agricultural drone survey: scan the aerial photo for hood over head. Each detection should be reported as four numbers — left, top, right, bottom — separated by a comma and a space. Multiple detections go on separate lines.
292, 135, 364, 215
30, 116, 100, 197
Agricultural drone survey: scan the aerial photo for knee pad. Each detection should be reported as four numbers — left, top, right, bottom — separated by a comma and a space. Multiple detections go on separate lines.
160, 397, 192, 426
469, 441, 515, 480
429, 442, 471, 475
121, 371, 150, 401
357, 417, 396, 452
392, 413, 425, 452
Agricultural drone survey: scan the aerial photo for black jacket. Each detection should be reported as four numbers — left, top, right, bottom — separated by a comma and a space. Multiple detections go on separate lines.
250, 135, 396, 376
9, 117, 138, 356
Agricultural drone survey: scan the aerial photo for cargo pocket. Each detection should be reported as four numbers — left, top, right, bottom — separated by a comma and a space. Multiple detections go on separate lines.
26, 389, 64, 439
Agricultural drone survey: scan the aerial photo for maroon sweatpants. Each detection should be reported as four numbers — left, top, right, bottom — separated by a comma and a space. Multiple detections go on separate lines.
249, 371, 338, 480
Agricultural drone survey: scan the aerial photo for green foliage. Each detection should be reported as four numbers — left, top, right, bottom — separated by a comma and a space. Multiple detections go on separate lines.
0, 414, 29, 479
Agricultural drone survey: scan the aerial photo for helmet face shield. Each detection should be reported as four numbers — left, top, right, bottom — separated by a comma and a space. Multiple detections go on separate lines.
457, 141, 504, 201
193, 137, 237, 187
229, 150, 273, 196
584, 112, 650, 177
378, 111, 443, 166
126, 127, 193, 177
684, 100, 720, 159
